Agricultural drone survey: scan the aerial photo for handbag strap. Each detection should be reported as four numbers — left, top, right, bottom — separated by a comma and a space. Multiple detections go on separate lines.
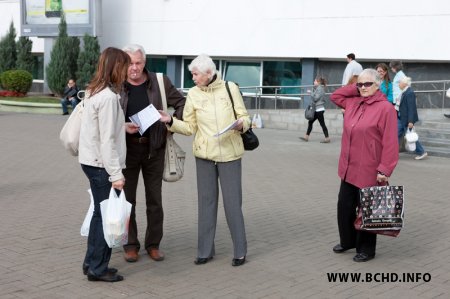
156, 73, 168, 112
156, 73, 177, 173
225, 81, 238, 120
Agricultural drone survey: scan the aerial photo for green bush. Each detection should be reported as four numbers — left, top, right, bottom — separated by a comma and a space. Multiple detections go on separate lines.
0, 70, 33, 93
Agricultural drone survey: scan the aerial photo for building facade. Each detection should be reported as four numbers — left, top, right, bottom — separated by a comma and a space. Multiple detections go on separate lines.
2, 0, 450, 99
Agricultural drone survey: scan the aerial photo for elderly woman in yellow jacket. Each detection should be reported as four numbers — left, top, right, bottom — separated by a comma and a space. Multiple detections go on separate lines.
159, 54, 251, 266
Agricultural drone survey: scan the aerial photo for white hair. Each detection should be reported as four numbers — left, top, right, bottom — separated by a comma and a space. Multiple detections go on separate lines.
399, 76, 412, 86
188, 54, 216, 78
359, 68, 382, 86
122, 44, 146, 60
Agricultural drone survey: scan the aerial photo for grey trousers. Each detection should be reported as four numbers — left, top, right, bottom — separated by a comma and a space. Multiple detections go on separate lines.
195, 157, 247, 259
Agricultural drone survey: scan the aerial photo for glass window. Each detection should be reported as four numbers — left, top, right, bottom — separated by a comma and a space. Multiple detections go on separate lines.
263, 61, 302, 95
32, 54, 44, 80
183, 58, 220, 89
224, 62, 260, 88
145, 57, 167, 74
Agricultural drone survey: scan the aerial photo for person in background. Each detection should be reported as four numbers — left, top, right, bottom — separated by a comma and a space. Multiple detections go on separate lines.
389, 60, 406, 108
330, 69, 399, 262
376, 63, 393, 104
159, 54, 250, 267
300, 76, 330, 143
445, 87, 450, 118
342, 53, 363, 86
397, 76, 428, 160
60, 78, 80, 115
78, 47, 139, 282
119, 44, 186, 263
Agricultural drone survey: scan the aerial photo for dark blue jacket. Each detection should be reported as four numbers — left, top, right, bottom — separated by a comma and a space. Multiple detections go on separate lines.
398, 87, 419, 127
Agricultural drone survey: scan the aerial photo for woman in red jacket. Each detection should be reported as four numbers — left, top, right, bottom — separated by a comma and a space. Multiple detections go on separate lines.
330, 69, 399, 262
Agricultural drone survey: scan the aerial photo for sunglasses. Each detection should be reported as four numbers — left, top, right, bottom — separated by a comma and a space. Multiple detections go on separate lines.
356, 82, 374, 88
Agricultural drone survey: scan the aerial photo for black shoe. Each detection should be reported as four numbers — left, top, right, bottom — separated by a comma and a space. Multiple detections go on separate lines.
87, 271, 123, 282
232, 256, 246, 267
353, 253, 375, 262
332, 244, 351, 253
194, 257, 213, 265
83, 264, 118, 275
62, 112, 69, 115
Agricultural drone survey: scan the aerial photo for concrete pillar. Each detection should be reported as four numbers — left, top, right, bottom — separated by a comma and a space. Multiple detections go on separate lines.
302, 58, 316, 108
43, 38, 55, 94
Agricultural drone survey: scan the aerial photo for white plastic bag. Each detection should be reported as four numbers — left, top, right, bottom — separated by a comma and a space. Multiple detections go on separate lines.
100, 188, 132, 248
405, 141, 416, 152
252, 113, 263, 128
405, 128, 419, 143
80, 189, 94, 237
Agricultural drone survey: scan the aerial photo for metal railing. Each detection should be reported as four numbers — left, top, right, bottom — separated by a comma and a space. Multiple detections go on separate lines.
179, 79, 450, 110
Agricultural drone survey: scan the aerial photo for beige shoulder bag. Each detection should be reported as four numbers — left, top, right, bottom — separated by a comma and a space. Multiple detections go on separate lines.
156, 73, 186, 182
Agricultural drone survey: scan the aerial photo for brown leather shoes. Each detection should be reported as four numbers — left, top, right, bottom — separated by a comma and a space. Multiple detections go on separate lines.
147, 248, 165, 261
123, 250, 139, 262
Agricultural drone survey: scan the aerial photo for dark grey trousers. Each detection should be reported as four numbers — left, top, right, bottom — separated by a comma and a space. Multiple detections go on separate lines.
195, 157, 247, 259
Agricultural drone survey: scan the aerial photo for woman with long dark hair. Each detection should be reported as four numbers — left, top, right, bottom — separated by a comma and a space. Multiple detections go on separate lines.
376, 63, 393, 104
78, 47, 138, 282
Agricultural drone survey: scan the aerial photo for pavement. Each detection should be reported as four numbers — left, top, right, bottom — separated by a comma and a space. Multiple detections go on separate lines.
0, 111, 449, 299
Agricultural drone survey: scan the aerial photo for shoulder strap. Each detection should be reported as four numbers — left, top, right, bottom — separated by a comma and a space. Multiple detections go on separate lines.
225, 81, 238, 120
156, 73, 167, 112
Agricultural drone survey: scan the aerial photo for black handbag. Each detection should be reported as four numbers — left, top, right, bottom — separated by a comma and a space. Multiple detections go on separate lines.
225, 81, 259, 151
304, 103, 315, 120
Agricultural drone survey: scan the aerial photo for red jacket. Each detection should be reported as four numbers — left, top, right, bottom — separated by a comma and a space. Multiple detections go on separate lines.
330, 84, 399, 189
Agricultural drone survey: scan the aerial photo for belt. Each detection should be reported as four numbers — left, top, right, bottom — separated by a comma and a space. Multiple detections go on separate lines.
129, 137, 149, 144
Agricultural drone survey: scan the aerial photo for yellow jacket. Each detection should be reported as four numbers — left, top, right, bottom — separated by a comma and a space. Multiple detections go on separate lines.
169, 74, 250, 162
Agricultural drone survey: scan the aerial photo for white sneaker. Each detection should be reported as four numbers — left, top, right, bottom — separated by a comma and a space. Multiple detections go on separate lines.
415, 152, 428, 160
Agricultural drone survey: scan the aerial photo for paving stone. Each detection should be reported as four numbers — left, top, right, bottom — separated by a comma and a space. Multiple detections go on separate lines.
0, 111, 449, 298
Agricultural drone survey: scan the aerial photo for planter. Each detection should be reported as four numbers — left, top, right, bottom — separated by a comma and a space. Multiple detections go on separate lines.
0, 99, 65, 114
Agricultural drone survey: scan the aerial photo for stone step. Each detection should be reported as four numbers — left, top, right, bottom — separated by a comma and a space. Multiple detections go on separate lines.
419, 119, 450, 130
415, 127, 450, 139
422, 145, 450, 158
419, 136, 450, 148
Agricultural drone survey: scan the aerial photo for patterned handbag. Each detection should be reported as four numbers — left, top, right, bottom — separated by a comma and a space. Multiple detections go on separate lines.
354, 184, 404, 237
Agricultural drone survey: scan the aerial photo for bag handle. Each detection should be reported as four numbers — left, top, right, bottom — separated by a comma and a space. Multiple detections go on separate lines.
156, 73, 167, 112
157, 73, 177, 174
225, 81, 238, 120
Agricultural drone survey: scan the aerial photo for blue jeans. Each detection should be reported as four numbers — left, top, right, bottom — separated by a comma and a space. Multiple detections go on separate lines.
81, 164, 112, 276
397, 119, 425, 155
61, 97, 80, 114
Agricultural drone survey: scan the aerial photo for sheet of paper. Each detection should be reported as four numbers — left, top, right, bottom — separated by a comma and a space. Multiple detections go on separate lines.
214, 120, 239, 137
129, 104, 161, 135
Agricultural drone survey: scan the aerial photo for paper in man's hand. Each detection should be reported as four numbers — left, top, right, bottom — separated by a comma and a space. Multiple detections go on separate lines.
129, 104, 161, 135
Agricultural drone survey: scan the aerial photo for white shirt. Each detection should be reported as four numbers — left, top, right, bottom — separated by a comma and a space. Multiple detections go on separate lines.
342, 60, 363, 85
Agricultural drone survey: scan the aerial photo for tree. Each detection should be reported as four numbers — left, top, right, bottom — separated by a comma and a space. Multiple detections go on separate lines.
76, 34, 100, 88
46, 14, 80, 96
0, 21, 17, 74
16, 36, 34, 74
67, 36, 80, 81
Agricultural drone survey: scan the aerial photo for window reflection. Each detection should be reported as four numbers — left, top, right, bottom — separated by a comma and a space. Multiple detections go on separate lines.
145, 57, 167, 74
263, 61, 302, 95
224, 62, 260, 87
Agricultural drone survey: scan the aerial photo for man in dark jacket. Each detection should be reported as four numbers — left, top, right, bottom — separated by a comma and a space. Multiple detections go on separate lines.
398, 76, 427, 160
60, 79, 79, 115
120, 44, 186, 262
